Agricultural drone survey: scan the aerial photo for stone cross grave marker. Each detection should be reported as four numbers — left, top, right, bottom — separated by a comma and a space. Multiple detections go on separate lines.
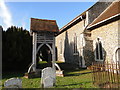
41, 67, 56, 88
4, 78, 22, 88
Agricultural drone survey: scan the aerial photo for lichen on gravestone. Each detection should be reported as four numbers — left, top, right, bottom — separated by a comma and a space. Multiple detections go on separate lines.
4, 78, 22, 88
41, 67, 56, 88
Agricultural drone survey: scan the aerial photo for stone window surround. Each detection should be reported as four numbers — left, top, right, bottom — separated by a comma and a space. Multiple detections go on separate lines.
73, 33, 78, 55
94, 37, 104, 61
113, 46, 120, 63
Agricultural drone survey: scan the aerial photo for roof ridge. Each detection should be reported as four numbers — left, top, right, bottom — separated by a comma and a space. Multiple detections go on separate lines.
31, 18, 56, 22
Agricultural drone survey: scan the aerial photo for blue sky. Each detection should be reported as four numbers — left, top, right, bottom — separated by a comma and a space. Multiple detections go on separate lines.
0, 2, 96, 31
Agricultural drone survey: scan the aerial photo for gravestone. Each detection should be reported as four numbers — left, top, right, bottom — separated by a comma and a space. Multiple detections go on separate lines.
41, 67, 56, 88
4, 78, 22, 88
43, 77, 54, 88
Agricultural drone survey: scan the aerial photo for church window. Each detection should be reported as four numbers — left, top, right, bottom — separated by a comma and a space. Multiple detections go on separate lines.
95, 38, 103, 61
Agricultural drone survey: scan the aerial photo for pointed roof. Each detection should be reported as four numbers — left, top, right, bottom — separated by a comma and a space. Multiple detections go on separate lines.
30, 18, 59, 32
87, 0, 120, 30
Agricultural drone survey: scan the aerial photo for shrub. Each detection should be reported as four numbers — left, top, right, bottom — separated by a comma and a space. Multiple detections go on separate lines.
2, 26, 32, 71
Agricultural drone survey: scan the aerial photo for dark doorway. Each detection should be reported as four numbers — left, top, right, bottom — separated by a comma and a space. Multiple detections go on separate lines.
36, 44, 52, 69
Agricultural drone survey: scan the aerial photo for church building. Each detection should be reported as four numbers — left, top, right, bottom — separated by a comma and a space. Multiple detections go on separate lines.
55, 0, 120, 68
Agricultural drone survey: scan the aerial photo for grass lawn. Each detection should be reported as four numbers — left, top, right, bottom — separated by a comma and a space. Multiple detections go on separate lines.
2, 69, 99, 88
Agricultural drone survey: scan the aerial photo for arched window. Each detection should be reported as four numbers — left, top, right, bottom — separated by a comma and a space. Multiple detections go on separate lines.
115, 48, 120, 62
95, 38, 103, 61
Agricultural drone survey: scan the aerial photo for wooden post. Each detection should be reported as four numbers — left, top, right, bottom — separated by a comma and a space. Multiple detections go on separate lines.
52, 37, 56, 85
32, 32, 37, 72
52, 37, 55, 70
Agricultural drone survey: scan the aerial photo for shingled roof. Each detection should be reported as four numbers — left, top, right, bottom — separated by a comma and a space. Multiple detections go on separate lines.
87, 0, 120, 29
30, 18, 59, 32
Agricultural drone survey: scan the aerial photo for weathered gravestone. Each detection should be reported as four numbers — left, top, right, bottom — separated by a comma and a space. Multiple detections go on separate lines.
41, 67, 56, 88
4, 78, 22, 88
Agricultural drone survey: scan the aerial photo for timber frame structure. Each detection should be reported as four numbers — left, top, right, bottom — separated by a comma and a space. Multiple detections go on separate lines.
28, 18, 59, 73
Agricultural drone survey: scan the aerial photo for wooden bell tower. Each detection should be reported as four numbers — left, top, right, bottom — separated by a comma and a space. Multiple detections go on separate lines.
28, 18, 59, 72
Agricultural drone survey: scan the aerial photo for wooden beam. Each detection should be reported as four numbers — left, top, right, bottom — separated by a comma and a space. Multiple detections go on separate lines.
32, 32, 37, 71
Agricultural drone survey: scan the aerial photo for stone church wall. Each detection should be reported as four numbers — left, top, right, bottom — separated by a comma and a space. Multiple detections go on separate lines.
55, 1, 114, 68
56, 20, 85, 67
91, 20, 119, 63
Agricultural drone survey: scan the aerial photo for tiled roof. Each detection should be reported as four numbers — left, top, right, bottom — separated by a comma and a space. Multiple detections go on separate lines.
88, 0, 120, 29
30, 18, 59, 32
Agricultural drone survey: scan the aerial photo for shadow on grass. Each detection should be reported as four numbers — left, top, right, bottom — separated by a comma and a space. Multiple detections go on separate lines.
64, 70, 92, 77
37, 61, 92, 77
2, 62, 92, 79
55, 81, 93, 87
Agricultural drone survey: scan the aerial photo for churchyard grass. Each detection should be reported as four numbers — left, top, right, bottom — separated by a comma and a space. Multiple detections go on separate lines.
2, 69, 98, 88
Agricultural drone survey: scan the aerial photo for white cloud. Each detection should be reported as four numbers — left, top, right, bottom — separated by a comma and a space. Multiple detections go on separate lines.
0, 0, 13, 30
21, 15, 28, 29
21, 20, 26, 29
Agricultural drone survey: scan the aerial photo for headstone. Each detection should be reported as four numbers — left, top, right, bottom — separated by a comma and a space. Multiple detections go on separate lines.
43, 77, 54, 88
41, 67, 56, 88
4, 78, 22, 88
